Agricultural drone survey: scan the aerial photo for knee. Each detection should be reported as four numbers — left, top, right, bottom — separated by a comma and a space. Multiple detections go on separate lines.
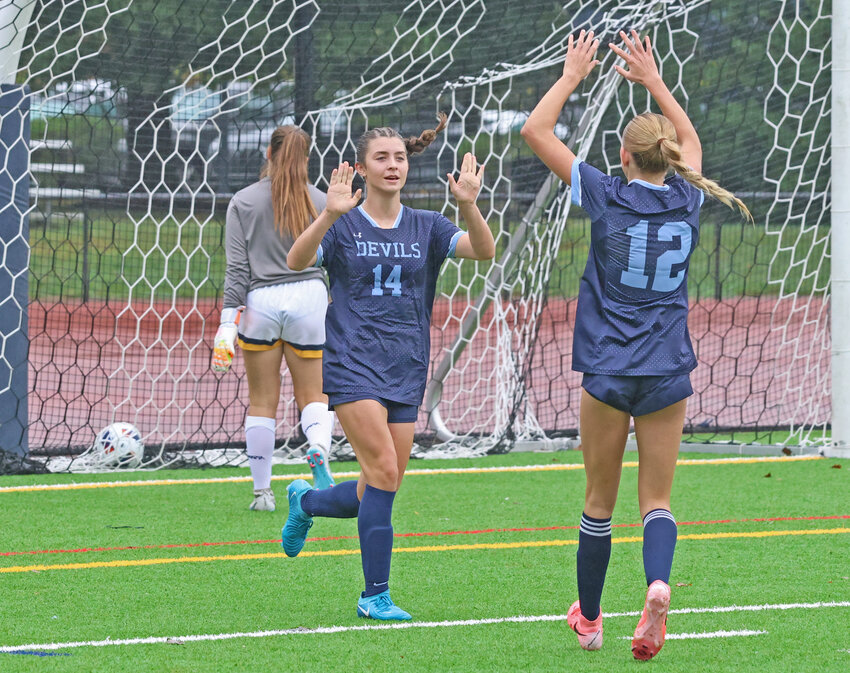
366, 454, 399, 490
375, 459, 399, 486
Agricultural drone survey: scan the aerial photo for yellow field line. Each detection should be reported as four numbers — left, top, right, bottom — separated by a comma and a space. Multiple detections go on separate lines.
2, 526, 845, 574
0, 455, 823, 494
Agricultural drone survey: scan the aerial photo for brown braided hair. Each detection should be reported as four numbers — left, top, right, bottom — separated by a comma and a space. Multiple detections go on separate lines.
355, 112, 448, 162
259, 125, 318, 237
623, 112, 753, 223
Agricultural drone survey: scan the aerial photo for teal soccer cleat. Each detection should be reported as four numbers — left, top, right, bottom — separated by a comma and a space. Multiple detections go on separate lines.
281, 479, 313, 557
356, 590, 412, 621
306, 446, 335, 490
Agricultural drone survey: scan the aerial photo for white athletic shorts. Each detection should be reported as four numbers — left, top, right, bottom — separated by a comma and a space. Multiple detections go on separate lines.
237, 279, 328, 358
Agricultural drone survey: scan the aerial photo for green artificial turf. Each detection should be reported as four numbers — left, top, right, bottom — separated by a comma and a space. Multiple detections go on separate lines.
0, 452, 847, 672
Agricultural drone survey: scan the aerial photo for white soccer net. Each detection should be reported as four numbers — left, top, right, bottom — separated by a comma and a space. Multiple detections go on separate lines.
1, 0, 830, 471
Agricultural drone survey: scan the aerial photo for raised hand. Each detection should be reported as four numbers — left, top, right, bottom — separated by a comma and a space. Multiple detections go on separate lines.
562, 29, 600, 82
609, 30, 661, 87
448, 152, 484, 204
326, 162, 362, 217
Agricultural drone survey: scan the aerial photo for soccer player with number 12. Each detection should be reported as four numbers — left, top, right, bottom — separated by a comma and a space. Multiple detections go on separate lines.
522, 29, 752, 660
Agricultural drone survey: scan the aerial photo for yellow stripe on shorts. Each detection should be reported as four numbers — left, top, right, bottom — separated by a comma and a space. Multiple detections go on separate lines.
286, 343, 323, 358
237, 338, 283, 351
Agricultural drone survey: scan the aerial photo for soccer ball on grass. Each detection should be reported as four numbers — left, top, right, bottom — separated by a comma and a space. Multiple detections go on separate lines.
91, 422, 145, 469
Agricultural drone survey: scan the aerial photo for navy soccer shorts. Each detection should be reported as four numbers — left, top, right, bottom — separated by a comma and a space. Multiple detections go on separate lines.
326, 393, 419, 423
581, 373, 693, 417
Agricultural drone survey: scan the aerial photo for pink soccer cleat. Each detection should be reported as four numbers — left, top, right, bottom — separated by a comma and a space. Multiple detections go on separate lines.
631, 580, 671, 661
567, 600, 603, 651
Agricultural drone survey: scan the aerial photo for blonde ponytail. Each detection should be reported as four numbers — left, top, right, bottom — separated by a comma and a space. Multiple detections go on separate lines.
623, 113, 753, 223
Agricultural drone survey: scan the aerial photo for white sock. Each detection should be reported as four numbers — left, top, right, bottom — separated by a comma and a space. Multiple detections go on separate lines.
245, 415, 275, 491
300, 401, 334, 452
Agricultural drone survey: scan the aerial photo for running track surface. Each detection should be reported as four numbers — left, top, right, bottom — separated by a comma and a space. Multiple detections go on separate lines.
26, 295, 829, 451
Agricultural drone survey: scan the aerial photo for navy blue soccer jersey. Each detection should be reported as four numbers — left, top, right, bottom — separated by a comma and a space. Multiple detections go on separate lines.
570, 160, 704, 375
316, 205, 463, 405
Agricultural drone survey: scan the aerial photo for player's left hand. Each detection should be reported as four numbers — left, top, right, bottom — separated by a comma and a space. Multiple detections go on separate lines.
448, 152, 484, 204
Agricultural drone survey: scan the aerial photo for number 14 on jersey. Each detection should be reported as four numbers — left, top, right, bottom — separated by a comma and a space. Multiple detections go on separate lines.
372, 264, 403, 296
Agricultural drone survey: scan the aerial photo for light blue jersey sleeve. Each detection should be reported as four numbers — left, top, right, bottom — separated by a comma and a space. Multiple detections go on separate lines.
316, 224, 338, 267
446, 231, 464, 258
431, 213, 463, 261
571, 161, 615, 220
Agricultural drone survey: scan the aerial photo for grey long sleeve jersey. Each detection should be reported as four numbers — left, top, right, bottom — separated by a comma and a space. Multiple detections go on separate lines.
222, 177, 327, 310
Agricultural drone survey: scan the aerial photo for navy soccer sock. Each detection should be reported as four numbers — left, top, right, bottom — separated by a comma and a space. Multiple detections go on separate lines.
300, 480, 360, 518
642, 508, 677, 585
358, 484, 396, 597
576, 512, 612, 621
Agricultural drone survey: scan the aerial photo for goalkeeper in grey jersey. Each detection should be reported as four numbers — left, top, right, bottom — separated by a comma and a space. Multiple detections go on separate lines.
213, 125, 336, 511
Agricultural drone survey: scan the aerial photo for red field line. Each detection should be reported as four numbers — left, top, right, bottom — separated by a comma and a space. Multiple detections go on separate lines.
2, 515, 847, 558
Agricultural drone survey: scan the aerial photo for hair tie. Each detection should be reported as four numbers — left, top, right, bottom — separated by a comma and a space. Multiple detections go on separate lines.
657, 137, 665, 147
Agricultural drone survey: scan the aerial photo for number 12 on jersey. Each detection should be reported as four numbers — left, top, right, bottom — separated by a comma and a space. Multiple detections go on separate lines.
620, 220, 692, 293
372, 264, 403, 296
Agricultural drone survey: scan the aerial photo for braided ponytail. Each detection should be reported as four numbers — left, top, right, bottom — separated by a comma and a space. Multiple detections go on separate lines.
402, 112, 448, 155
355, 113, 448, 162
624, 113, 753, 223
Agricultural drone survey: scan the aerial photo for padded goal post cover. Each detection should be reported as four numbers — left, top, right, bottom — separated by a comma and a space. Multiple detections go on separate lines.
0, 84, 29, 456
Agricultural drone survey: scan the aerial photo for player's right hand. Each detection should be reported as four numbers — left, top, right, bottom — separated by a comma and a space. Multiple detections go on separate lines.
448, 152, 485, 204
212, 322, 238, 374
609, 30, 661, 87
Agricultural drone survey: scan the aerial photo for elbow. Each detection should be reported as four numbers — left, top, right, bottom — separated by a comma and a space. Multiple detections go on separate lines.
520, 119, 543, 143
520, 124, 550, 151
477, 238, 496, 261
521, 118, 548, 139
287, 252, 305, 272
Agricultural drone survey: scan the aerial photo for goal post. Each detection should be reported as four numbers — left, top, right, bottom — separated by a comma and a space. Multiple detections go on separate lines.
829, 0, 850, 458
0, 0, 838, 471
0, 0, 36, 458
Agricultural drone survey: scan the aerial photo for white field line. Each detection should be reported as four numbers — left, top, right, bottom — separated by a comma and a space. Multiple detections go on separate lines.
666, 629, 767, 640
1, 601, 846, 653
0, 455, 822, 493
620, 630, 767, 640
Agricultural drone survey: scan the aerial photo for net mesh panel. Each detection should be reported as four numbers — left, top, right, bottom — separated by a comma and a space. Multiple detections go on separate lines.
5, 0, 830, 470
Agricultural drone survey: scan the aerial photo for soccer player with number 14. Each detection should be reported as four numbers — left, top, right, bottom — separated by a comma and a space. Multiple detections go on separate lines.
283, 114, 495, 621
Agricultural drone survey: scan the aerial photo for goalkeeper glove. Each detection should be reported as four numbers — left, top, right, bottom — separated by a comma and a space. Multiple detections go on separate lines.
212, 307, 241, 374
